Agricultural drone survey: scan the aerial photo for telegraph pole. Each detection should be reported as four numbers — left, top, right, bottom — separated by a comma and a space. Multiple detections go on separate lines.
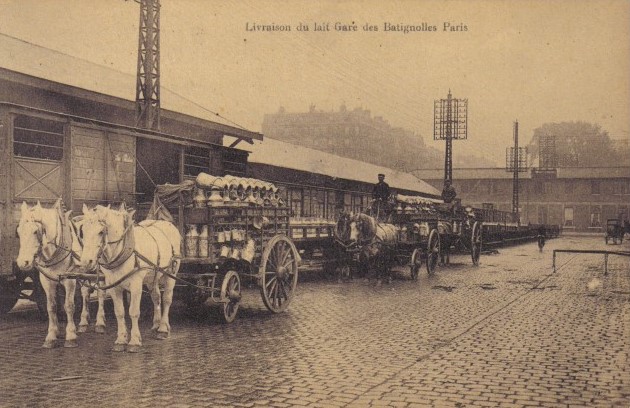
134, 0, 161, 130
434, 90, 468, 186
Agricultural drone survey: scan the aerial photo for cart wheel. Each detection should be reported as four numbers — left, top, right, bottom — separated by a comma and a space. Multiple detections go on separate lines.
426, 229, 440, 276
410, 248, 422, 281
259, 235, 299, 313
220, 271, 241, 323
471, 221, 482, 266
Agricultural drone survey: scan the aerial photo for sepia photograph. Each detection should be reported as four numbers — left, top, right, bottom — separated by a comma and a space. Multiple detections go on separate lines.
0, 0, 629, 406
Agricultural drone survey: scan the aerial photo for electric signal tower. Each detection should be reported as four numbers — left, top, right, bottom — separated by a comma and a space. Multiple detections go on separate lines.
505, 121, 528, 221
132, 0, 161, 130
434, 90, 468, 187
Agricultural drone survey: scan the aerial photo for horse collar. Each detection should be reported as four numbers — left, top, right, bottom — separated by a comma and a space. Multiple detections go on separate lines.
37, 212, 72, 268
100, 218, 136, 270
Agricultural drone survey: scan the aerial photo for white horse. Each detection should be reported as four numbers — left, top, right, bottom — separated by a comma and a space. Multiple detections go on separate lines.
79, 203, 181, 353
16, 199, 105, 348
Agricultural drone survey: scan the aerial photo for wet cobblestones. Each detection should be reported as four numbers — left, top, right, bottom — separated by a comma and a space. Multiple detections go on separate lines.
0, 236, 628, 407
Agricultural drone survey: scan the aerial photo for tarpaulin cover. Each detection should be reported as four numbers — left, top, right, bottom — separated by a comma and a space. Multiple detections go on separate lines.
146, 180, 195, 222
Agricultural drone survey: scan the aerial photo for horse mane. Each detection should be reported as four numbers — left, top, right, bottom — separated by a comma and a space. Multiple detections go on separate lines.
356, 213, 378, 242
334, 212, 352, 242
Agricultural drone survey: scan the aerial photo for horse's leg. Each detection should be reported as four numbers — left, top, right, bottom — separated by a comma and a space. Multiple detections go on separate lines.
94, 288, 106, 334
157, 268, 177, 339
126, 278, 144, 353
62, 279, 78, 348
150, 276, 162, 333
78, 284, 90, 333
110, 287, 128, 352
41, 277, 60, 348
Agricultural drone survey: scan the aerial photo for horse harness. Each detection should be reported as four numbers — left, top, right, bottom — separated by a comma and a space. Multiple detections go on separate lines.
32, 210, 80, 282
94, 218, 180, 291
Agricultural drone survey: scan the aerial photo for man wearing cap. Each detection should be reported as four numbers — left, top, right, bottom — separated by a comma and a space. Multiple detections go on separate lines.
373, 174, 390, 202
441, 180, 457, 204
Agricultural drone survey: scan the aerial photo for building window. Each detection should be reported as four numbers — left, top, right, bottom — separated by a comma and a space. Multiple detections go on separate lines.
288, 188, 302, 217
184, 146, 210, 177
614, 181, 630, 195
590, 206, 601, 228
564, 181, 574, 195
591, 181, 600, 195
564, 207, 574, 227
222, 149, 247, 176
13, 114, 64, 161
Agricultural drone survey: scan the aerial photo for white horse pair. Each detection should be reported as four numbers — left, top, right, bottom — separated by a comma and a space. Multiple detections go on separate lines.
16, 200, 181, 352
16, 199, 106, 348
79, 202, 181, 352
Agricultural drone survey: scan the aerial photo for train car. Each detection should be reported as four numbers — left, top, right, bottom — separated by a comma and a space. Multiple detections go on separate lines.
0, 97, 263, 314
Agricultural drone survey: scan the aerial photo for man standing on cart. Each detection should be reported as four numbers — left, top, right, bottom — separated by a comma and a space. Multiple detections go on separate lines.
372, 173, 390, 220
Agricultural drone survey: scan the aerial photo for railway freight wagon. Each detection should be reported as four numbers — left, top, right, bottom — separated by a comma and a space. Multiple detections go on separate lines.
0, 102, 260, 314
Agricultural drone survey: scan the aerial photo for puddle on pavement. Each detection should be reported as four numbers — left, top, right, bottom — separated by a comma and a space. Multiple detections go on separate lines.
432, 285, 456, 292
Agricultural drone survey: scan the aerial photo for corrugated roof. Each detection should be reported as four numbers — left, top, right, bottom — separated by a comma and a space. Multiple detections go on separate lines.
0, 33, 257, 137
245, 137, 441, 196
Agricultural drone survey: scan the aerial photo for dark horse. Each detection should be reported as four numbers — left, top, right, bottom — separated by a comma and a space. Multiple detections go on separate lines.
349, 213, 399, 283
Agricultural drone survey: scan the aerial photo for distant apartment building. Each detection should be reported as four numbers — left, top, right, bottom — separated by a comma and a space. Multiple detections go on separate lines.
262, 104, 429, 168
414, 167, 630, 232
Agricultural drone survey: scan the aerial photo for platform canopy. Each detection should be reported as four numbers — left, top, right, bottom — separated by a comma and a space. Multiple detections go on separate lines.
244, 137, 441, 197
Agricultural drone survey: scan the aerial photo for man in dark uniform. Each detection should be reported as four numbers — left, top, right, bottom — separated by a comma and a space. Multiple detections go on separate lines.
373, 174, 390, 202
372, 174, 390, 220
441, 180, 457, 204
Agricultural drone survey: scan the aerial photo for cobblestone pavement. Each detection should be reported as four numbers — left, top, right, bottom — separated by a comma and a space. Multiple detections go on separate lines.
0, 236, 628, 407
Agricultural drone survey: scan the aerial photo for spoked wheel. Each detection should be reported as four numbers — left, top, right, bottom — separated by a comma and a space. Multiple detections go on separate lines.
220, 271, 241, 323
259, 235, 299, 313
410, 248, 422, 281
471, 221, 482, 266
426, 229, 440, 276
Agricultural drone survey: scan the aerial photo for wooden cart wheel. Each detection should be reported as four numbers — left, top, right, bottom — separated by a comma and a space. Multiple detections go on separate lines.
426, 229, 440, 276
259, 235, 299, 313
220, 270, 241, 323
410, 248, 422, 281
471, 221, 482, 266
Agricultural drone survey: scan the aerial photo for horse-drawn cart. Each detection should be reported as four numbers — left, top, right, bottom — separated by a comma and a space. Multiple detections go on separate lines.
330, 195, 442, 282
436, 205, 483, 266
150, 176, 300, 323
605, 219, 624, 245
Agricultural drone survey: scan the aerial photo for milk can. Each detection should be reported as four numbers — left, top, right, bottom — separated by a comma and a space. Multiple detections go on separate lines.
198, 225, 209, 258
185, 224, 199, 257
193, 188, 206, 208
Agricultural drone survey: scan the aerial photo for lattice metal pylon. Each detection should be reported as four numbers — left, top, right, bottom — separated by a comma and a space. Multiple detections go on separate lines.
505, 120, 528, 220
434, 90, 467, 186
135, 0, 161, 130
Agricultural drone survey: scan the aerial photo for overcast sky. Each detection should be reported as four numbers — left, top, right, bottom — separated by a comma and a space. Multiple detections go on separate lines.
0, 0, 628, 166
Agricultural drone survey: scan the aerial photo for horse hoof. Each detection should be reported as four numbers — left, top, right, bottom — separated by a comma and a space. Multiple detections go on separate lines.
126, 345, 141, 353
64, 339, 78, 348
42, 341, 57, 349
112, 344, 126, 352
94, 325, 106, 334
156, 331, 169, 340
77, 325, 88, 333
